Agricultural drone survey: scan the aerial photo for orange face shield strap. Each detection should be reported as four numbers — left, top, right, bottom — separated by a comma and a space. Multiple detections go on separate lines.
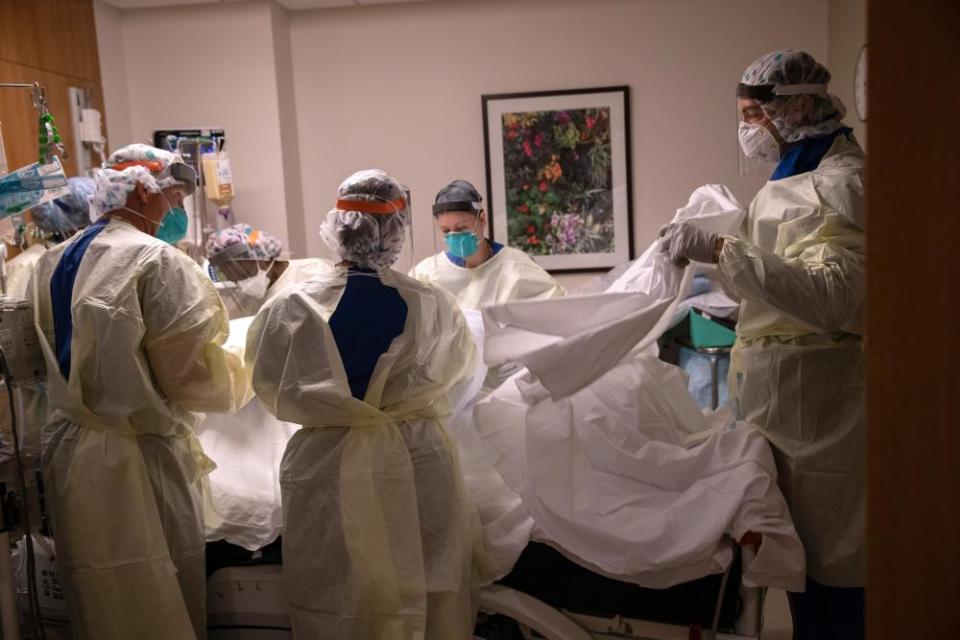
108, 160, 165, 173
335, 197, 407, 215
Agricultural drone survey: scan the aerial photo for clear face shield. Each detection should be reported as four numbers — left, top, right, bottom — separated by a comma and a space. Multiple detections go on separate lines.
430, 199, 486, 270
207, 241, 276, 319
394, 188, 415, 275
736, 97, 778, 177
327, 190, 415, 277
735, 82, 829, 176
48, 199, 87, 240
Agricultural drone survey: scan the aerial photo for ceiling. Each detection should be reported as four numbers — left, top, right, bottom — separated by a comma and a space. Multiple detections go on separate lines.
100, 0, 441, 9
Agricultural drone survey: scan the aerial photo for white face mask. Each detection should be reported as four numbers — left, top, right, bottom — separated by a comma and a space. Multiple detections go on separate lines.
238, 265, 271, 298
232, 263, 272, 315
738, 121, 782, 163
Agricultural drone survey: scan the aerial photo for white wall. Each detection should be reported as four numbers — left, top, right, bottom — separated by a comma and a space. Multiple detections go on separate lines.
95, 0, 843, 281
93, 1, 132, 148
270, 2, 308, 258
289, 0, 829, 280
94, 0, 301, 249
828, 0, 867, 148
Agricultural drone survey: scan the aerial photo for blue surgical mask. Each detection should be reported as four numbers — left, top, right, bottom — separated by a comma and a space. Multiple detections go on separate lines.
156, 207, 188, 245
445, 231, 479, 259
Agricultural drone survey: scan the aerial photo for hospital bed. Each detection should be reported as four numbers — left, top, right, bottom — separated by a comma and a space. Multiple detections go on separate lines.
205, 537, 765, 640
161, 186, 792, 638
201, 377, 780, 639
200, 191, 791, 639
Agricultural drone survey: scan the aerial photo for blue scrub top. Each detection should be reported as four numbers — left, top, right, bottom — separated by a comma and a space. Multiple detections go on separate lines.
329, 270, 408, 401
50, 218, 110, 380
771, 128, 852, 181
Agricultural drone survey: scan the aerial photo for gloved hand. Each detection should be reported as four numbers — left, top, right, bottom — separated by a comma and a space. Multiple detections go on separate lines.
658, 222, 721, 267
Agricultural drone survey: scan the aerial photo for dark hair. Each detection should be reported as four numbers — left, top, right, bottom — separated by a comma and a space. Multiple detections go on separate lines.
433, 179, 483, 216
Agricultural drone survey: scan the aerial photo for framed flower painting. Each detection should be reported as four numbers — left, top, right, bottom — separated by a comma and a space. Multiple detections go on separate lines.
482, 86, 634, 272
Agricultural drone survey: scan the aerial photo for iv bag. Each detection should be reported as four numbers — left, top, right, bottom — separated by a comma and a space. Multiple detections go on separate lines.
0, 157, 70, 219
202, 151, 235, 206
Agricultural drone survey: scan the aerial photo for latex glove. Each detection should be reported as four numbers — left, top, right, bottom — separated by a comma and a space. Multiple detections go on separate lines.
658, 222, 720, 267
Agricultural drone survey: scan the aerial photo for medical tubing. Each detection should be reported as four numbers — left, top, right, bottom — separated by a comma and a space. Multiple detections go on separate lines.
709, 548, 735, 639
0, 349, 46, 639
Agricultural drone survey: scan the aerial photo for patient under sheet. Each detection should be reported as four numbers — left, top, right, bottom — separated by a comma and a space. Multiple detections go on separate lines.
198, 316, 299, 551
197, 185, 805, 591
454, 185, 806, 591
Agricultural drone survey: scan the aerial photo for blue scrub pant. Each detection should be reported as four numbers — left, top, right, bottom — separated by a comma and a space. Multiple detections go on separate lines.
789, 578, 865, 640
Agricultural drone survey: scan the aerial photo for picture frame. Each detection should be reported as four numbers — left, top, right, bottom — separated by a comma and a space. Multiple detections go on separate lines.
482, 86, 634, 273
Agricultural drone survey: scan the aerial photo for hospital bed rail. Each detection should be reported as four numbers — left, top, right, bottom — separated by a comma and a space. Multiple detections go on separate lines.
204, 535, 765, 640
475, 537, 764, 640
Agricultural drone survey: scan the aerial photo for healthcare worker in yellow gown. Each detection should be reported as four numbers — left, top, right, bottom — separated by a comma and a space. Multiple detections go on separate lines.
4, 177, 95, 300
205, 223, 333, 319
411, 179, 564, 309
0, 177, 95, 462
248, 170, 483, 639
199, 224, 334, 549
28, 144, 249, 640
660, 50, 865, 639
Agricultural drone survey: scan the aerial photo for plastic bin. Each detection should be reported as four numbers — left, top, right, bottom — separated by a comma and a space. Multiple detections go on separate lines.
689, 311, 736, 349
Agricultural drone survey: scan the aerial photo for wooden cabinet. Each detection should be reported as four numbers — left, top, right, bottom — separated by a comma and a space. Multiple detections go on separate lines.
0, 61, 105, 177
0, 0, 106, 178
0, 0, 101, 83
0, 1, 43, 75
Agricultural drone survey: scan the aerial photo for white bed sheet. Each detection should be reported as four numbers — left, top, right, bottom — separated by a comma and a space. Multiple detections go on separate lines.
200, 398, 298, 550
197, 186, 805, 592
198, 316, 297, 551
461, 185, 806, 590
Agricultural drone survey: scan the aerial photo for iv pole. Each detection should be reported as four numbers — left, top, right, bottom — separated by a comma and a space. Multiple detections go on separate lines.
0, 80, 64, 296
0, 79, 58, 640
0, 83, 40, 100
0, 82, 62, 163
174, 136, 216, 259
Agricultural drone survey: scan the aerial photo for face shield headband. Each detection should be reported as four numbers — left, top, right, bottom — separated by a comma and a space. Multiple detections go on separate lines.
432, 200, 483, 216
107, 159, 198, 195
736, 82, 829, 102
334, 195, 408, 215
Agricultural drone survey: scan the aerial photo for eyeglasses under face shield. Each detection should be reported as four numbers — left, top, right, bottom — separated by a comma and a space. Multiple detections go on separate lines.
107, 159, 198, 196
